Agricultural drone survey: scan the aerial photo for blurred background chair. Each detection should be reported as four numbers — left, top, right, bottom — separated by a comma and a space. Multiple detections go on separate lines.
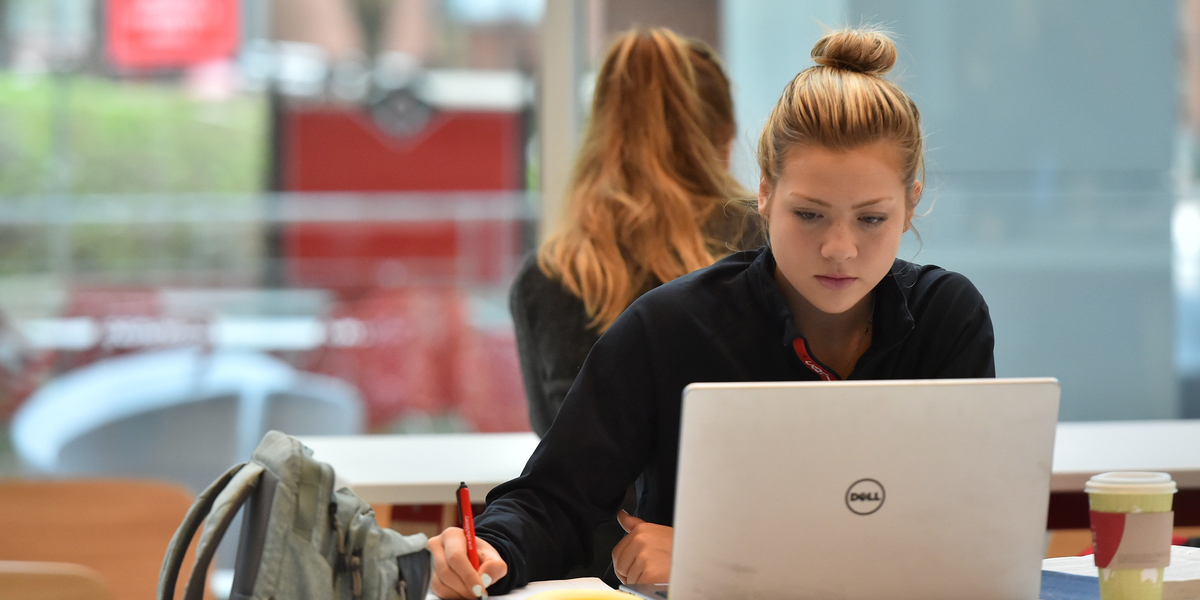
0, 561, 116, 600
10, 346, 364, 494
0, 479, 207, 600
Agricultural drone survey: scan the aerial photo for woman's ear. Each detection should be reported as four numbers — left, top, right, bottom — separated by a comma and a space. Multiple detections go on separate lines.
757, 176, 771, 216
904, 180, 923, 232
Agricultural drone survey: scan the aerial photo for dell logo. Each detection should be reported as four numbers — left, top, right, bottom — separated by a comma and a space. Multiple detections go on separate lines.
845, 479, 885, 515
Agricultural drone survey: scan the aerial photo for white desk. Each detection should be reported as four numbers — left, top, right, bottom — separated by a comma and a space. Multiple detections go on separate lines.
299, 421, 1200, 530
302, 421, 1200, 501
296, 432, 540, 505
1051, 420, 1200, 492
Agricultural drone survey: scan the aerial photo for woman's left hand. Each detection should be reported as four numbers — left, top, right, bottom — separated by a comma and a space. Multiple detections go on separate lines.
613, 510, 672, 584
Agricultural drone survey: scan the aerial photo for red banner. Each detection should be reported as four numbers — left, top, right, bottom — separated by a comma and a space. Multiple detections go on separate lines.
107, 0, 239, 69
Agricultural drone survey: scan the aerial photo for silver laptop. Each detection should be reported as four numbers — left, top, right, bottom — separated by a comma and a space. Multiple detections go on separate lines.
634, 378, 1060, 600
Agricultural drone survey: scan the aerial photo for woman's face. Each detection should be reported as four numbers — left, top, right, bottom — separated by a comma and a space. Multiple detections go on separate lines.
758, 141, 917, 320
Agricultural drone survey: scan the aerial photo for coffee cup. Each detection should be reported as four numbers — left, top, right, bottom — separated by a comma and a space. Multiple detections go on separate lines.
1085, 471, 1177, 600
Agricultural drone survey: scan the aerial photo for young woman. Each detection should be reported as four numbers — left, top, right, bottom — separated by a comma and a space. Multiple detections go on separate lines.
431, 27, 995, 599
512, 27, 758, 437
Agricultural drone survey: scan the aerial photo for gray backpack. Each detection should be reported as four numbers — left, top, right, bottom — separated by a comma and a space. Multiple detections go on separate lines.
159, 430, 431, 600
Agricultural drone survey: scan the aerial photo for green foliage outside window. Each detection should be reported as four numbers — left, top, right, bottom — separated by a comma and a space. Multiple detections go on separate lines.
0, 73, 267, 194
0, 74, 269, 281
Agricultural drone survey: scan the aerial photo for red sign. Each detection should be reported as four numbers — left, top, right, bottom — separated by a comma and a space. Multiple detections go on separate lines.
107, 0, 239, 69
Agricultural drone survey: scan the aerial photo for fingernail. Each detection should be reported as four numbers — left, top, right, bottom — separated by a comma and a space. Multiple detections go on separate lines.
481, 573, 493, 588
472, 585, 484, 597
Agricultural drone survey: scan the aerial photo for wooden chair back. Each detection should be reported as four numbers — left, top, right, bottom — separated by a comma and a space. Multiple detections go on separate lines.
0, 479, 211, 600
0, 560, 116, 600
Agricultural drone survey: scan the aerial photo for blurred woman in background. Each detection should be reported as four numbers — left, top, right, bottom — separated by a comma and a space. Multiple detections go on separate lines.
511, 27, 758, 436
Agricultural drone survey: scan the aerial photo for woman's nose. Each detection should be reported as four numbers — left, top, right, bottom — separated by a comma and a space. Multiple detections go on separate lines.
821, 221, 857, 262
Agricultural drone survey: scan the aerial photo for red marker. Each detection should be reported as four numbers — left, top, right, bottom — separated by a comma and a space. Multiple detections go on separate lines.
457, 482, 481, 570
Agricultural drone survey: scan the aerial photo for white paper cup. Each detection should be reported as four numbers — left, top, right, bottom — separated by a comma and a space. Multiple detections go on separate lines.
1085, 472, 1177, 600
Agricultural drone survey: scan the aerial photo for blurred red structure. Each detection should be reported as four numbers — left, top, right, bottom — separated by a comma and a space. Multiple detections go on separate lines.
279, 103, 529, 432
281, 108, 523, 192
453, 328, 529, 432
33, 285, 532, 433
107, 0, 239, 70
301, 288, 528, 432
303, 287, 466, 429
280, 107, 525, 296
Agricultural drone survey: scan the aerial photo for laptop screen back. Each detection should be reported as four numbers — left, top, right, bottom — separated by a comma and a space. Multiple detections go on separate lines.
669, 378, 1060, 600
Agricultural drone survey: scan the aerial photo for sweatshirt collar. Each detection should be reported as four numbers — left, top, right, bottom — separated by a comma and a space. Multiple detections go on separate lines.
746, 247, 916, 353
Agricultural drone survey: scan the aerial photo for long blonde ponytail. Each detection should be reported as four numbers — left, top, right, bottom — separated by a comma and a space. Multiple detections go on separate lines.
539, 28, 753, 333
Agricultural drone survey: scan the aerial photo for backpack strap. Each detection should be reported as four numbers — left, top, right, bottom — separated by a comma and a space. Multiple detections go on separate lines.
180, 461, 267, 600
158, 461, 247, 600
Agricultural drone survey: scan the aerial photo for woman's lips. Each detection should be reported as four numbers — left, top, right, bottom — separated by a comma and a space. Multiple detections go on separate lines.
815, 275, 857, 290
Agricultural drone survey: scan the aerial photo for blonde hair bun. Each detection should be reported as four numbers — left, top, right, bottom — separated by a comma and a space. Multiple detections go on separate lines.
811, 28, 896, 76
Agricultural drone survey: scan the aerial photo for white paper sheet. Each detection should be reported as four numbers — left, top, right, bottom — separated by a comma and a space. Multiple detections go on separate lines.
425, 577, 614, 600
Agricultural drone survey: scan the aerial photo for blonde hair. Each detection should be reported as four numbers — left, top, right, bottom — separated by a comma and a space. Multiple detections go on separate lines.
758, 27, 924, 209
539, 28, 754, 333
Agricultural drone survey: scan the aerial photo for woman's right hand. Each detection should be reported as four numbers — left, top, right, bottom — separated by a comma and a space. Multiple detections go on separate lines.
429, 527, 508, 599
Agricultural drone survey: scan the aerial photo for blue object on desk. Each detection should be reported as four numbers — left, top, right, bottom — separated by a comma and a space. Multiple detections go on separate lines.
1040, 570, 1100, 600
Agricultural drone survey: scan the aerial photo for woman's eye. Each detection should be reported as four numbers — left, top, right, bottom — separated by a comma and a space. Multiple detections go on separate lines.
860, 215, 887, 225
794, 211, 820, 221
